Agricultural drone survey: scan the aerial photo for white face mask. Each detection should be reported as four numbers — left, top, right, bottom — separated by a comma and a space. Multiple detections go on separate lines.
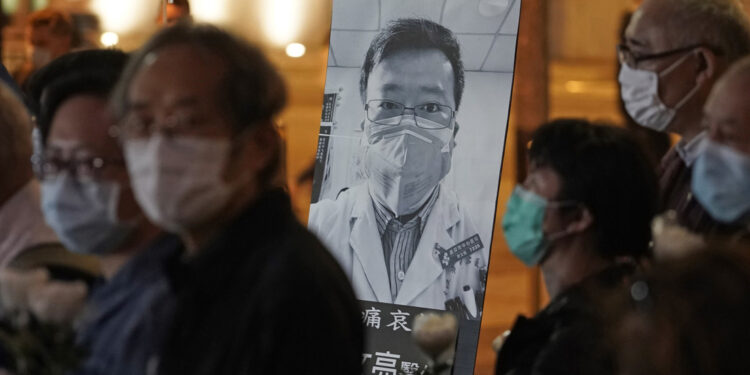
618, 52, 700, 132
124, 135, 235, 233
691, 140, 750, 224
363, 115, 452, 216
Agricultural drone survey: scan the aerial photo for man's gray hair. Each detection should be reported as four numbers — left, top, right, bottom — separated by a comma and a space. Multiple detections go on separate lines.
0, 83, 32, 174
664, 0, 750, 62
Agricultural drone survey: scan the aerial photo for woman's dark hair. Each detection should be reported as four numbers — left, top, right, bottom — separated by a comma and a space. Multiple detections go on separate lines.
528, 119, 659, 260
26, 49, 128, 145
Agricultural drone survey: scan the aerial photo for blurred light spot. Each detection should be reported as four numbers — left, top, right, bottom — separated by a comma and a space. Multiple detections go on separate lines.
190, 0, 228, 23
100, 32, 119, 47
286, 43, 306, 58
263, 0, 305, 46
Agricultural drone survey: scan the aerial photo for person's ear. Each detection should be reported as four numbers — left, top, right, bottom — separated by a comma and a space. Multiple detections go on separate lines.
565, 206, 594, 234
694, 47, 718, 86
227, 124, 279, 180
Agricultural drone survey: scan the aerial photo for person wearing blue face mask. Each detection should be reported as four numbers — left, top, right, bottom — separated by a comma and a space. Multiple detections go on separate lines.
29, 49, 182, 375
692, 56, 750, 238
618, 0, 750, 237
496, 119, 659, 375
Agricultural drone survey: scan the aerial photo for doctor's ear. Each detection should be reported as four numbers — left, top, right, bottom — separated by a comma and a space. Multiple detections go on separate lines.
694, 47, 718, 86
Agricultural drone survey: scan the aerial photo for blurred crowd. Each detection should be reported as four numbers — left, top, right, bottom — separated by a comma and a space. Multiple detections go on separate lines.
0, 0, 748, 374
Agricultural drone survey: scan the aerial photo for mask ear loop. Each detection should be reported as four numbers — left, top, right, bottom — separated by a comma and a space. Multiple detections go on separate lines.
544, 201, 585, 242
658, 51, 702, 111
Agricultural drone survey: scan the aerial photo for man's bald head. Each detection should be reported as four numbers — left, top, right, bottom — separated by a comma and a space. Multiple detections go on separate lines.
704, 56, 750, 154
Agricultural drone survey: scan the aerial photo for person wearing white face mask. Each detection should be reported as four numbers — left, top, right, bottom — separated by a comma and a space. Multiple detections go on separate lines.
308, 18, 489, 318
29, 49, 182, 375
111, 25, 363, 375
618, 0, 750, 238
691, 56, 750, 239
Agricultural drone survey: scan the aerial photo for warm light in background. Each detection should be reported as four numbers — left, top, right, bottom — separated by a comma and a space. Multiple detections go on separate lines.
262, 0, 306, 46
190, 0, 229, 23
100, 31, 119, 47
91, 0, 152, 34
285, 42, 306, 58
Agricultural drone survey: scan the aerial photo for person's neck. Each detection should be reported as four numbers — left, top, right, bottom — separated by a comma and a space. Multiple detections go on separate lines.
540, 236, 611, 300
0, 171, 32, 209
99, 222, 162, 279
182, 185, 263, 256
672, 114, 702, 144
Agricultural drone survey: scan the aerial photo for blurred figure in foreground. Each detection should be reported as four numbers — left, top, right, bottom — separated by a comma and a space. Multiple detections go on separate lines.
690, 56, 750, 239
612, 244, 750, 375
112, 25, 363, 374
496, 119, 658, 375
28, 49, 181, 374
13, 8, 75, 88
0, 82, 58, 266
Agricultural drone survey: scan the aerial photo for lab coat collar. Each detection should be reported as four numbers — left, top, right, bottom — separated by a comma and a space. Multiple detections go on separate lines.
350, 183, 462, 306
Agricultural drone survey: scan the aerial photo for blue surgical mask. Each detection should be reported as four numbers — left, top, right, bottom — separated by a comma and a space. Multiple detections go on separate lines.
692, 140, 750, 224
41, 173, 136, 255
502, 186, 573, 266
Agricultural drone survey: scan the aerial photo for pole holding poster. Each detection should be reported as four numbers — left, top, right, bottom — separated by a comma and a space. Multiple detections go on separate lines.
309, 1, 521, 373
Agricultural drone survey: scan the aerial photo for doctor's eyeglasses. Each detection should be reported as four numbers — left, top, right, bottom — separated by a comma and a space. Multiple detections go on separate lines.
365, 99, 455, 130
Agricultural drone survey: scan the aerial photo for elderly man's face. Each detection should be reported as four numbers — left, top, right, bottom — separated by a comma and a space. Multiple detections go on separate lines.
623, 0, 703, 126
703, 76, 750, 155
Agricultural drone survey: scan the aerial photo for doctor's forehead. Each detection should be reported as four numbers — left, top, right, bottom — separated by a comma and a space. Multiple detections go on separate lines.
365, 48, 455, 105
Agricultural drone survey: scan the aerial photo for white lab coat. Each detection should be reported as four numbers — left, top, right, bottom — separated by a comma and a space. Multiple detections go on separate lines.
309, 184, 488, 312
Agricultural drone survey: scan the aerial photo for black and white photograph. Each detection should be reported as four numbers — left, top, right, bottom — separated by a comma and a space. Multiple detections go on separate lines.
308, 1, 519, 372
309, 0, 519, 315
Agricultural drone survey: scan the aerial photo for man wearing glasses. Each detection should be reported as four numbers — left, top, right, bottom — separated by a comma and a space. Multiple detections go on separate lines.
619, 0, 750, 238
310, 18, 487, 319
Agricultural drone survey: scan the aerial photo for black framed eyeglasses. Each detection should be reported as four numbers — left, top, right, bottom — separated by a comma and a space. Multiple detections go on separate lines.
365, 99, 455, 130
616, 43, 720, 68
33, 154, 124, 181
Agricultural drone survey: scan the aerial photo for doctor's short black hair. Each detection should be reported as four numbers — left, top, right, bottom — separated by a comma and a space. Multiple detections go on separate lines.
528, 119, 659, 260
111, 24, 286, 131
359, 18, 465, 110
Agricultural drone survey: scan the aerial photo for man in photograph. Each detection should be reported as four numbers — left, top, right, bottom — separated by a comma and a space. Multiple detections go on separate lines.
309, 18, 487, 319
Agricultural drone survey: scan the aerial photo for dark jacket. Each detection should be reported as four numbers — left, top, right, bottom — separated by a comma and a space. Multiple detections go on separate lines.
158, 189, 364, 375
495, 264, 634, 375
75, 234, 182, 375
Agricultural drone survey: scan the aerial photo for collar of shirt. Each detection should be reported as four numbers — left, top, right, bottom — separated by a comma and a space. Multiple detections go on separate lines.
0, 180, 59, 266
373, 186, 440, 236
675, 131, 708, 167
